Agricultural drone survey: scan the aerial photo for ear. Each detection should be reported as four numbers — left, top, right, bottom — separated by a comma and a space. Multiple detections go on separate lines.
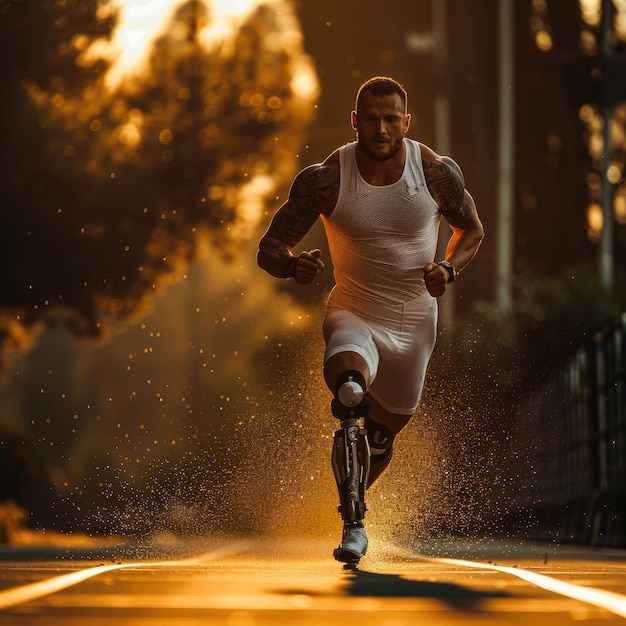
403, 113, 411, 134
351, 110, 357, 130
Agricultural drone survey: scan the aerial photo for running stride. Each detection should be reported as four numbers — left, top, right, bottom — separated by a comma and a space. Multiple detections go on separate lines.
257, 76, 484, 567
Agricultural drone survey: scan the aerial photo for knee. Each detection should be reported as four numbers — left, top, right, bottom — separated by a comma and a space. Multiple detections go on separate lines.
324, 351, 371, 393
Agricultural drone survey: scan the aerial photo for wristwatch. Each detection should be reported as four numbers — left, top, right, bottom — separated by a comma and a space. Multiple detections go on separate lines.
437, 260, 457, 283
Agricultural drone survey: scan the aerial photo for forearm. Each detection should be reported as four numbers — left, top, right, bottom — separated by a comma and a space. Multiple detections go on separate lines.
257, 235, 298, 278
443, 225, 484, 274
441, 189, 484, 273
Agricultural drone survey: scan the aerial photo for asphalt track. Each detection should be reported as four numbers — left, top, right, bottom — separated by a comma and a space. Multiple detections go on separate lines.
1, 534, 626, 625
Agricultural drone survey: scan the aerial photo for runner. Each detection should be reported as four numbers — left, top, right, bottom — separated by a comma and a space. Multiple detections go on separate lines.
257, 76, 484, 567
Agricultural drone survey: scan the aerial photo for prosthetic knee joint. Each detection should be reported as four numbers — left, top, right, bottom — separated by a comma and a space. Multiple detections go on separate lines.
331, 370, 371, 522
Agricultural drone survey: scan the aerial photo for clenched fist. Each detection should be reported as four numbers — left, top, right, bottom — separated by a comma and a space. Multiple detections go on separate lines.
293, 249, 325, 285
423, 262, 449, 297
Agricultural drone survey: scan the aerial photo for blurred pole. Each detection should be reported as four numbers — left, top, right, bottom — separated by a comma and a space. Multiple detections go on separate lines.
432, 0, 450, 157
431, 0, 455, 330
497, 0, 514, 312
600, 0, 615, 290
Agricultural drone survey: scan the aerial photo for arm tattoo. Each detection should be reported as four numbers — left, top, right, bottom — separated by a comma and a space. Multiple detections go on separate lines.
291, 164, 339, 224
442, 190, 479, 229
274, 165, 338, 247
423, 158, 464, 216
258, 164, 338, 277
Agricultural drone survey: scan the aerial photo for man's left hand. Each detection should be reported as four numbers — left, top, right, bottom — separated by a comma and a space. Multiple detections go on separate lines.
423, 262, 448, 297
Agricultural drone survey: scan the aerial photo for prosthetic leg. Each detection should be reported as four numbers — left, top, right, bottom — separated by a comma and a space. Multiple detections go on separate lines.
331, 370, 371, 569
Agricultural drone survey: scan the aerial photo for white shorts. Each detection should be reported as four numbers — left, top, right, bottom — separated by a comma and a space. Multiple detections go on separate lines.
323, 288, 438, 416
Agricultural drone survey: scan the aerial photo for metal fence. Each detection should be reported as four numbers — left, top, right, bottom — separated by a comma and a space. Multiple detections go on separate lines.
512, 312, 626, 548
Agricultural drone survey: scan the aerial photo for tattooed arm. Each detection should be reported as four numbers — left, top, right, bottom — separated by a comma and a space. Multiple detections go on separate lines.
440, 185, 484, 268
421, 146, 485, 296
257, 155, 339, 284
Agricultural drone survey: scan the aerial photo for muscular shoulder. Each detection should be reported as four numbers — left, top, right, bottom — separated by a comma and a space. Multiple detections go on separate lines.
419, 143, 464, 215
290, 151, 340, 218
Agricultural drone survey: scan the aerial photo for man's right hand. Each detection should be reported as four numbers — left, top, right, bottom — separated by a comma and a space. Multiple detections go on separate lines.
293, 249, 325, 285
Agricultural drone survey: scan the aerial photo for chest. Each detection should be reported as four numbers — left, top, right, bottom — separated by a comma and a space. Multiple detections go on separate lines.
331, 185, 439, 239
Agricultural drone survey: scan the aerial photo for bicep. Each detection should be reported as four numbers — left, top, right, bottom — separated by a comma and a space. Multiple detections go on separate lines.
423, 154, 465, 214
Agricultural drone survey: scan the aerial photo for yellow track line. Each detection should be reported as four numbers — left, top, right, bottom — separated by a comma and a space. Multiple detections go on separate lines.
434, 556, 626, 619
0, 562, 133, 610
0, 540, 250, 611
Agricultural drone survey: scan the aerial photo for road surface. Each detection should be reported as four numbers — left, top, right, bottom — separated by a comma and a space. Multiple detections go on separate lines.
1, 533, 626, 624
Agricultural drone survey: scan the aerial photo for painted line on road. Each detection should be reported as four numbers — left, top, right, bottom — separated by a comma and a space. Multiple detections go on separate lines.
431, 556, 626, 619
0, 540, 251, 611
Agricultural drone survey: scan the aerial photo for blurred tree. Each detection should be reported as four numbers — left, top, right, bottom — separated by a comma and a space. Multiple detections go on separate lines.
0, 0, 317, 370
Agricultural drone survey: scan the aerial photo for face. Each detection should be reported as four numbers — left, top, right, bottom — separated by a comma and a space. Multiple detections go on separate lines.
351, 91, 410, 162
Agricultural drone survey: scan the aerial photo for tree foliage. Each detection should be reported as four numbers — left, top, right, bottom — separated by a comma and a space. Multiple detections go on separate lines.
0, 0, 317, 367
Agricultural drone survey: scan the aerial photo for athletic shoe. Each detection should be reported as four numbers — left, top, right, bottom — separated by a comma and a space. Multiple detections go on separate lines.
333, 521, 368, 564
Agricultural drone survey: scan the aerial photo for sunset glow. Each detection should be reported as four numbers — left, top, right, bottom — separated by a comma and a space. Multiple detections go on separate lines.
85, 0, 283, 90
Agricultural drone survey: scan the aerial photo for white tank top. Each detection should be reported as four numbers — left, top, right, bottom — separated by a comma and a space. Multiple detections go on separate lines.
322, 139, 440, 306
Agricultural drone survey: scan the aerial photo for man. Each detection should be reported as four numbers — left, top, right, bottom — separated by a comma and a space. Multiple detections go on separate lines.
257, 76, 484, 566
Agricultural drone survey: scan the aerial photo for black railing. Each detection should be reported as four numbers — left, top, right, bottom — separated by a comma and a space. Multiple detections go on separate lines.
511, 313, 626, 547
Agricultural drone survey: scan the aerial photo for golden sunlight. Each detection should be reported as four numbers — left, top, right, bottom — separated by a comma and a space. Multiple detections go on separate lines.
586, 202, 603, 242
579, 0, 626, 38
86, 0, 280, 90
578, 0, 601, 28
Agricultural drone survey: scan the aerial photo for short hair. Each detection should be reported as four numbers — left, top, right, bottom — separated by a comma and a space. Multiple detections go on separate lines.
355, 77, 408, 113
